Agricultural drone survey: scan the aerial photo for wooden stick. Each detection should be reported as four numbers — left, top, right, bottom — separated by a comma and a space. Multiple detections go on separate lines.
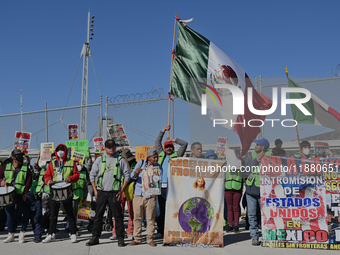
20, 90, 23, 133
168, 15, 177, 138
120, 148, 131, 171
286, 67, 302, 154
296, 125, 302, 154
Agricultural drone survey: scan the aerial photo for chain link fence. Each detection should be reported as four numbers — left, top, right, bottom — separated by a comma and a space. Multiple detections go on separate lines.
0, 103, 101, 150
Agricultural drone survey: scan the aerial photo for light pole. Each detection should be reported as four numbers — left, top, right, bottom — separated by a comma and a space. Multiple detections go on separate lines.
79, 12, 95, 140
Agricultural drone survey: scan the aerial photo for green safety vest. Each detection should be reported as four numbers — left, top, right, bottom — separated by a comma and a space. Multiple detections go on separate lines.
4, 163, 28, 195
97, 154, 122, 191
246, 150, 272, 188
51, 159, 74, 181
158, 151, 178, 166
36, 165, 50, 195
72, 169, 87, 200
225, 169, 242, 190
30, 180, 38, 199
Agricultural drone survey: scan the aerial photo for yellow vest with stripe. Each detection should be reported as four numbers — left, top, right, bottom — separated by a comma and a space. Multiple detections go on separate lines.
36, 165, 50, 194
51, 159, 74, 182
73, 169, 87, 199
158, 151, 178, 166
4, 163, 28, 195
98, 154, 122, 191
246, 150, 272, 187
225, 169, 242, 190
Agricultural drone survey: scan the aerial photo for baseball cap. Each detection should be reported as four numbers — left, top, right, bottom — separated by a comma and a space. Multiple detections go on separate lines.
147, 148, 158, 157
205, 149, 218, 159
254, 138, 270, 149
11, 149, 24, 156
14, 154, 24, 164
164, 141, 174, 148
105, 139, 117, 148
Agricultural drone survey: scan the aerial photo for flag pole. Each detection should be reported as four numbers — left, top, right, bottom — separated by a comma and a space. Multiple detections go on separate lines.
20, 90, 23, 133
286, 67, 302, 153
168, 14, 177, 138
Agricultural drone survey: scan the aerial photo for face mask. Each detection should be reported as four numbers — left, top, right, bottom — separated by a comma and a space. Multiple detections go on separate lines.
77, 165, 82, 171
57, 151, 65, 158
303, 148, 310, 156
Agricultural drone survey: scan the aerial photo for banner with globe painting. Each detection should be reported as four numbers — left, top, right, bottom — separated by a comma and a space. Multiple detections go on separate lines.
164, 157, 225, 247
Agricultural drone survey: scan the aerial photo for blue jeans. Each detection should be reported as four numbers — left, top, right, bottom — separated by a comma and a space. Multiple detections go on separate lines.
5, 194, 30, 233
246, 194, 261, 239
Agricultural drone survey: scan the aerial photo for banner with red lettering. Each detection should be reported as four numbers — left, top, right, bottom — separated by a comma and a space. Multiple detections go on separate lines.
14, 131, 31, 154
93, 137, 104, 153
260, 155, 340, 249
164, 157, 225, 247
68, 124, 79, 140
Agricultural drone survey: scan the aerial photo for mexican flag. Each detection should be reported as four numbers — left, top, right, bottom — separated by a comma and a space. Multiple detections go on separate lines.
288, 77, 340, 131
170, 20, 272, 156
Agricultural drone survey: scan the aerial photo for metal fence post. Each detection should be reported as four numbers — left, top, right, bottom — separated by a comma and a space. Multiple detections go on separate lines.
45, 102, 48, 142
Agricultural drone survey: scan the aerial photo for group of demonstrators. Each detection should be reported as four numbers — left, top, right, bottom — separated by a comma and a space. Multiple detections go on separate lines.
0, 124, 328, 247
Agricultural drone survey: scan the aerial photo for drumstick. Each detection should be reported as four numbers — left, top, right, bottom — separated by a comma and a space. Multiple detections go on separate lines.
4, 178, 13, 193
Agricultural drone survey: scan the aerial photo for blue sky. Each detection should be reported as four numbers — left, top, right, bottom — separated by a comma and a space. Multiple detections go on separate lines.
1, 0, 340, 150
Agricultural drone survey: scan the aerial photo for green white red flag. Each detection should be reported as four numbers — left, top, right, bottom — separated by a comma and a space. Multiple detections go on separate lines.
170, 19, 272, 156
288, 77, 340, 131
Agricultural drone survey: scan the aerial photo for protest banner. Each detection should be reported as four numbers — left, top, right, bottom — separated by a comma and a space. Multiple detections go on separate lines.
71, 151, 86, 163
325, 166, 340, 248
135, 146, 155, 161
77, 199, 91, 221
107, 123, 129, 147
68, 124, 79, 140
93, 137, 104, 153
142, 166, 161, 196
65, 139, 89, 157
39, 142, 54, 166
215, 137, 227, 160
14, 131, 31, 154
164, 157, 225, 247
260, 155, 340, 250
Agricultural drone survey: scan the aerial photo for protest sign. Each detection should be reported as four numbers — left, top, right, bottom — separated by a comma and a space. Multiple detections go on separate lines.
164, 157, 225, 247
215, 137, 227, 160
142, 166, 161, 196
71, 151, 85, 163
39, 142, 54, 166
14, 131, 31, 154
68, 124, 79, 140
260, 155, 340, 249
65, 139, 89, 157
77, 199, 91, 221
93, 137, 104, 153
325, 166, 340, 248
135, 146, 155, 161
107, 123, 129, 147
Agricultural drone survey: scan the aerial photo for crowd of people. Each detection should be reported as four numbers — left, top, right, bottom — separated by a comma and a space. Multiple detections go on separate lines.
0, 124, 328, 247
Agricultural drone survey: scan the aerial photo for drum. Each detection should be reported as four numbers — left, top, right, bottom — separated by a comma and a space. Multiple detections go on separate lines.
0, 186, 16, 208
50, 182, 73, 202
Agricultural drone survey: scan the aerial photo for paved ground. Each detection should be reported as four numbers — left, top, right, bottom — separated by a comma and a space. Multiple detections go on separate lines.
0, 215, 339, 255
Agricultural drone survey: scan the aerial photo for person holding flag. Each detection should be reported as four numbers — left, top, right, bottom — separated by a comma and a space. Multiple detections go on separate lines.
155, 124, 187, 238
